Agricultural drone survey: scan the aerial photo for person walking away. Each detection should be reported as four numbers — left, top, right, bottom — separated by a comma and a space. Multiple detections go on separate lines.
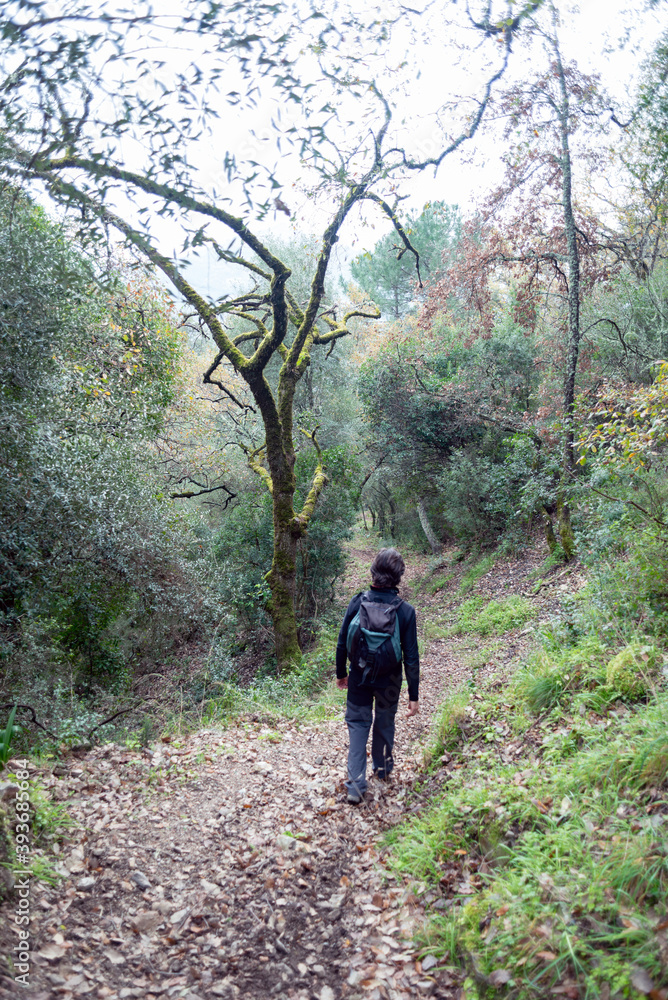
335, 547, 419, 804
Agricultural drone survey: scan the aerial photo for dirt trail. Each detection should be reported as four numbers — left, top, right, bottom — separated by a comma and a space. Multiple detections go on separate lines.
0, 542, 569, 1000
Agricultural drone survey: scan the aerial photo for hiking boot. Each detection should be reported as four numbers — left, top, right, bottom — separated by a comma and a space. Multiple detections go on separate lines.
346, 791, 364, 805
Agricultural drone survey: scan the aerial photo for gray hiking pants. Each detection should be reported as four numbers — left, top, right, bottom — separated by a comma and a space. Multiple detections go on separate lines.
345, 695, 398, 797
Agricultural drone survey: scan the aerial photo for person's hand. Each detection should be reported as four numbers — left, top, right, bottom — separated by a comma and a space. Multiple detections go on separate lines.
407, 699, 419, 718
336, 676, 348, 689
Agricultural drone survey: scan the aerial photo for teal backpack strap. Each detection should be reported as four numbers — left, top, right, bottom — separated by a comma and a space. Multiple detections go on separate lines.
346, 592, 366, 658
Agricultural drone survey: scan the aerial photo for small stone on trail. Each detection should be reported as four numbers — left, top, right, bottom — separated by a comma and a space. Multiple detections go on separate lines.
421, 954, 438, 971
319, 987, 335, 1000
315, 755, 324, 766
76, 876, 96, 891
130, 870, 151, 890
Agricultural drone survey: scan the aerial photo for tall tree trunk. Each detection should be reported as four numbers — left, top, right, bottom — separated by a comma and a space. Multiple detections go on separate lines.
417, 499, 443, 554
266, 492, 302, 669
553, 23, 580, 560
260, 425, 328, 670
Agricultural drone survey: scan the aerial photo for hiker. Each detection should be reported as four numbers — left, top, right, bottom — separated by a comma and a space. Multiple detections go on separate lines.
335, 547, 419, 804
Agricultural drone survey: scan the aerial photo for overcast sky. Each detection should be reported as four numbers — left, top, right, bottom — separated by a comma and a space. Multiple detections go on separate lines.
28, 0, 662, 298
175, 0, 665, 296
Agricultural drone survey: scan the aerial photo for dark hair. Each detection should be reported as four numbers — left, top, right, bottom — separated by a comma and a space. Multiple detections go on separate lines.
370, 548, 405, 589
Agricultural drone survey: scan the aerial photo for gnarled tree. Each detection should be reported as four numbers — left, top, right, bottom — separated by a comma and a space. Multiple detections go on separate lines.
0, 0, 544, 667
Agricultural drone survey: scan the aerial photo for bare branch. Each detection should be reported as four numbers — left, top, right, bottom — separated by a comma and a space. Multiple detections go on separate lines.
170, 482, 237, 506
0, 703, 58, 739
360, 192, 423, 287
203, 353, 256, 412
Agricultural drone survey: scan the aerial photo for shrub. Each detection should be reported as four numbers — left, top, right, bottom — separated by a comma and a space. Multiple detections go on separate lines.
605, 642, 662, 699
0, 192, 212, 722
437, 437, 559, 549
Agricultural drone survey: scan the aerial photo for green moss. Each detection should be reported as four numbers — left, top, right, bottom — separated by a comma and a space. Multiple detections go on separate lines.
605, 642, 662, 699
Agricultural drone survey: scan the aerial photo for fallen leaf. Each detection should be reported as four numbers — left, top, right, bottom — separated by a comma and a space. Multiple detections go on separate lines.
102, 948, 125, 966
531, 798, 550, 815
38, 944, 66, 962
536, 951, 557, 961
133, 911, 162, 934
489, 969, 511, 985
630, 968, 655, 995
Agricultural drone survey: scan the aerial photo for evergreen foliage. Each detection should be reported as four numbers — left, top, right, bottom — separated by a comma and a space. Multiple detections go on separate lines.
0, 190, 208, 705
350, 202, 461, 318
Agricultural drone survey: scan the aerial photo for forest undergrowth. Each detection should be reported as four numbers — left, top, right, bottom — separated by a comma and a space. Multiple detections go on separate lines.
3, 532, 665, 1000
387, 546, 668, 1000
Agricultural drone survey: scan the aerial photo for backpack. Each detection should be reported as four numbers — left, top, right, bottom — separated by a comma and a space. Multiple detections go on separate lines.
346, 592, 403, 685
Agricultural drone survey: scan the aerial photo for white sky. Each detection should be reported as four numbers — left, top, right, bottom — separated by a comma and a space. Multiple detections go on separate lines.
24, 0, 667, 297
178, 0, 666, 295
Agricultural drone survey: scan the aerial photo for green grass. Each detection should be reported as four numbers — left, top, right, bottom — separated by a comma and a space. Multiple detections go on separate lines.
196, 624, 346, 727
423, 617, 452, 640
427, 572, 454, 595
410, 554, 453, 598
0, 773, 72, 887
461, 642, 501, 673
452, 595, 536, 637
387, 632, 668, 1000
458, 553, 497, 595
424, 689, 470, 765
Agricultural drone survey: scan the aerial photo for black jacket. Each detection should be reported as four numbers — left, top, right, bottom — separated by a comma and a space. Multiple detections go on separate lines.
336, 586, 420, 701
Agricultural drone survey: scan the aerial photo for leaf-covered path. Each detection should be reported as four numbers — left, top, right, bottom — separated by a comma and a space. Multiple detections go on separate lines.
1, 543, 568, 1000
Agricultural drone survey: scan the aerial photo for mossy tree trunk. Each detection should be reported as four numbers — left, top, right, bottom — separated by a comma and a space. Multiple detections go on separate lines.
552, 15, 581, 560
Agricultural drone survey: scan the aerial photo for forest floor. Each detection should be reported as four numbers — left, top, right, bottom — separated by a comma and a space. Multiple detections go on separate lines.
0, 537, 582, 1000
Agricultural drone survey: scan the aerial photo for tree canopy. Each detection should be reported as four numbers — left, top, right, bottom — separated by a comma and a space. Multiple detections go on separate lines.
0, 0, 546, 667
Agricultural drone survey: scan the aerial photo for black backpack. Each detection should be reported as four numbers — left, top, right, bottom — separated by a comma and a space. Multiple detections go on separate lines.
346, 592, 403, 685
